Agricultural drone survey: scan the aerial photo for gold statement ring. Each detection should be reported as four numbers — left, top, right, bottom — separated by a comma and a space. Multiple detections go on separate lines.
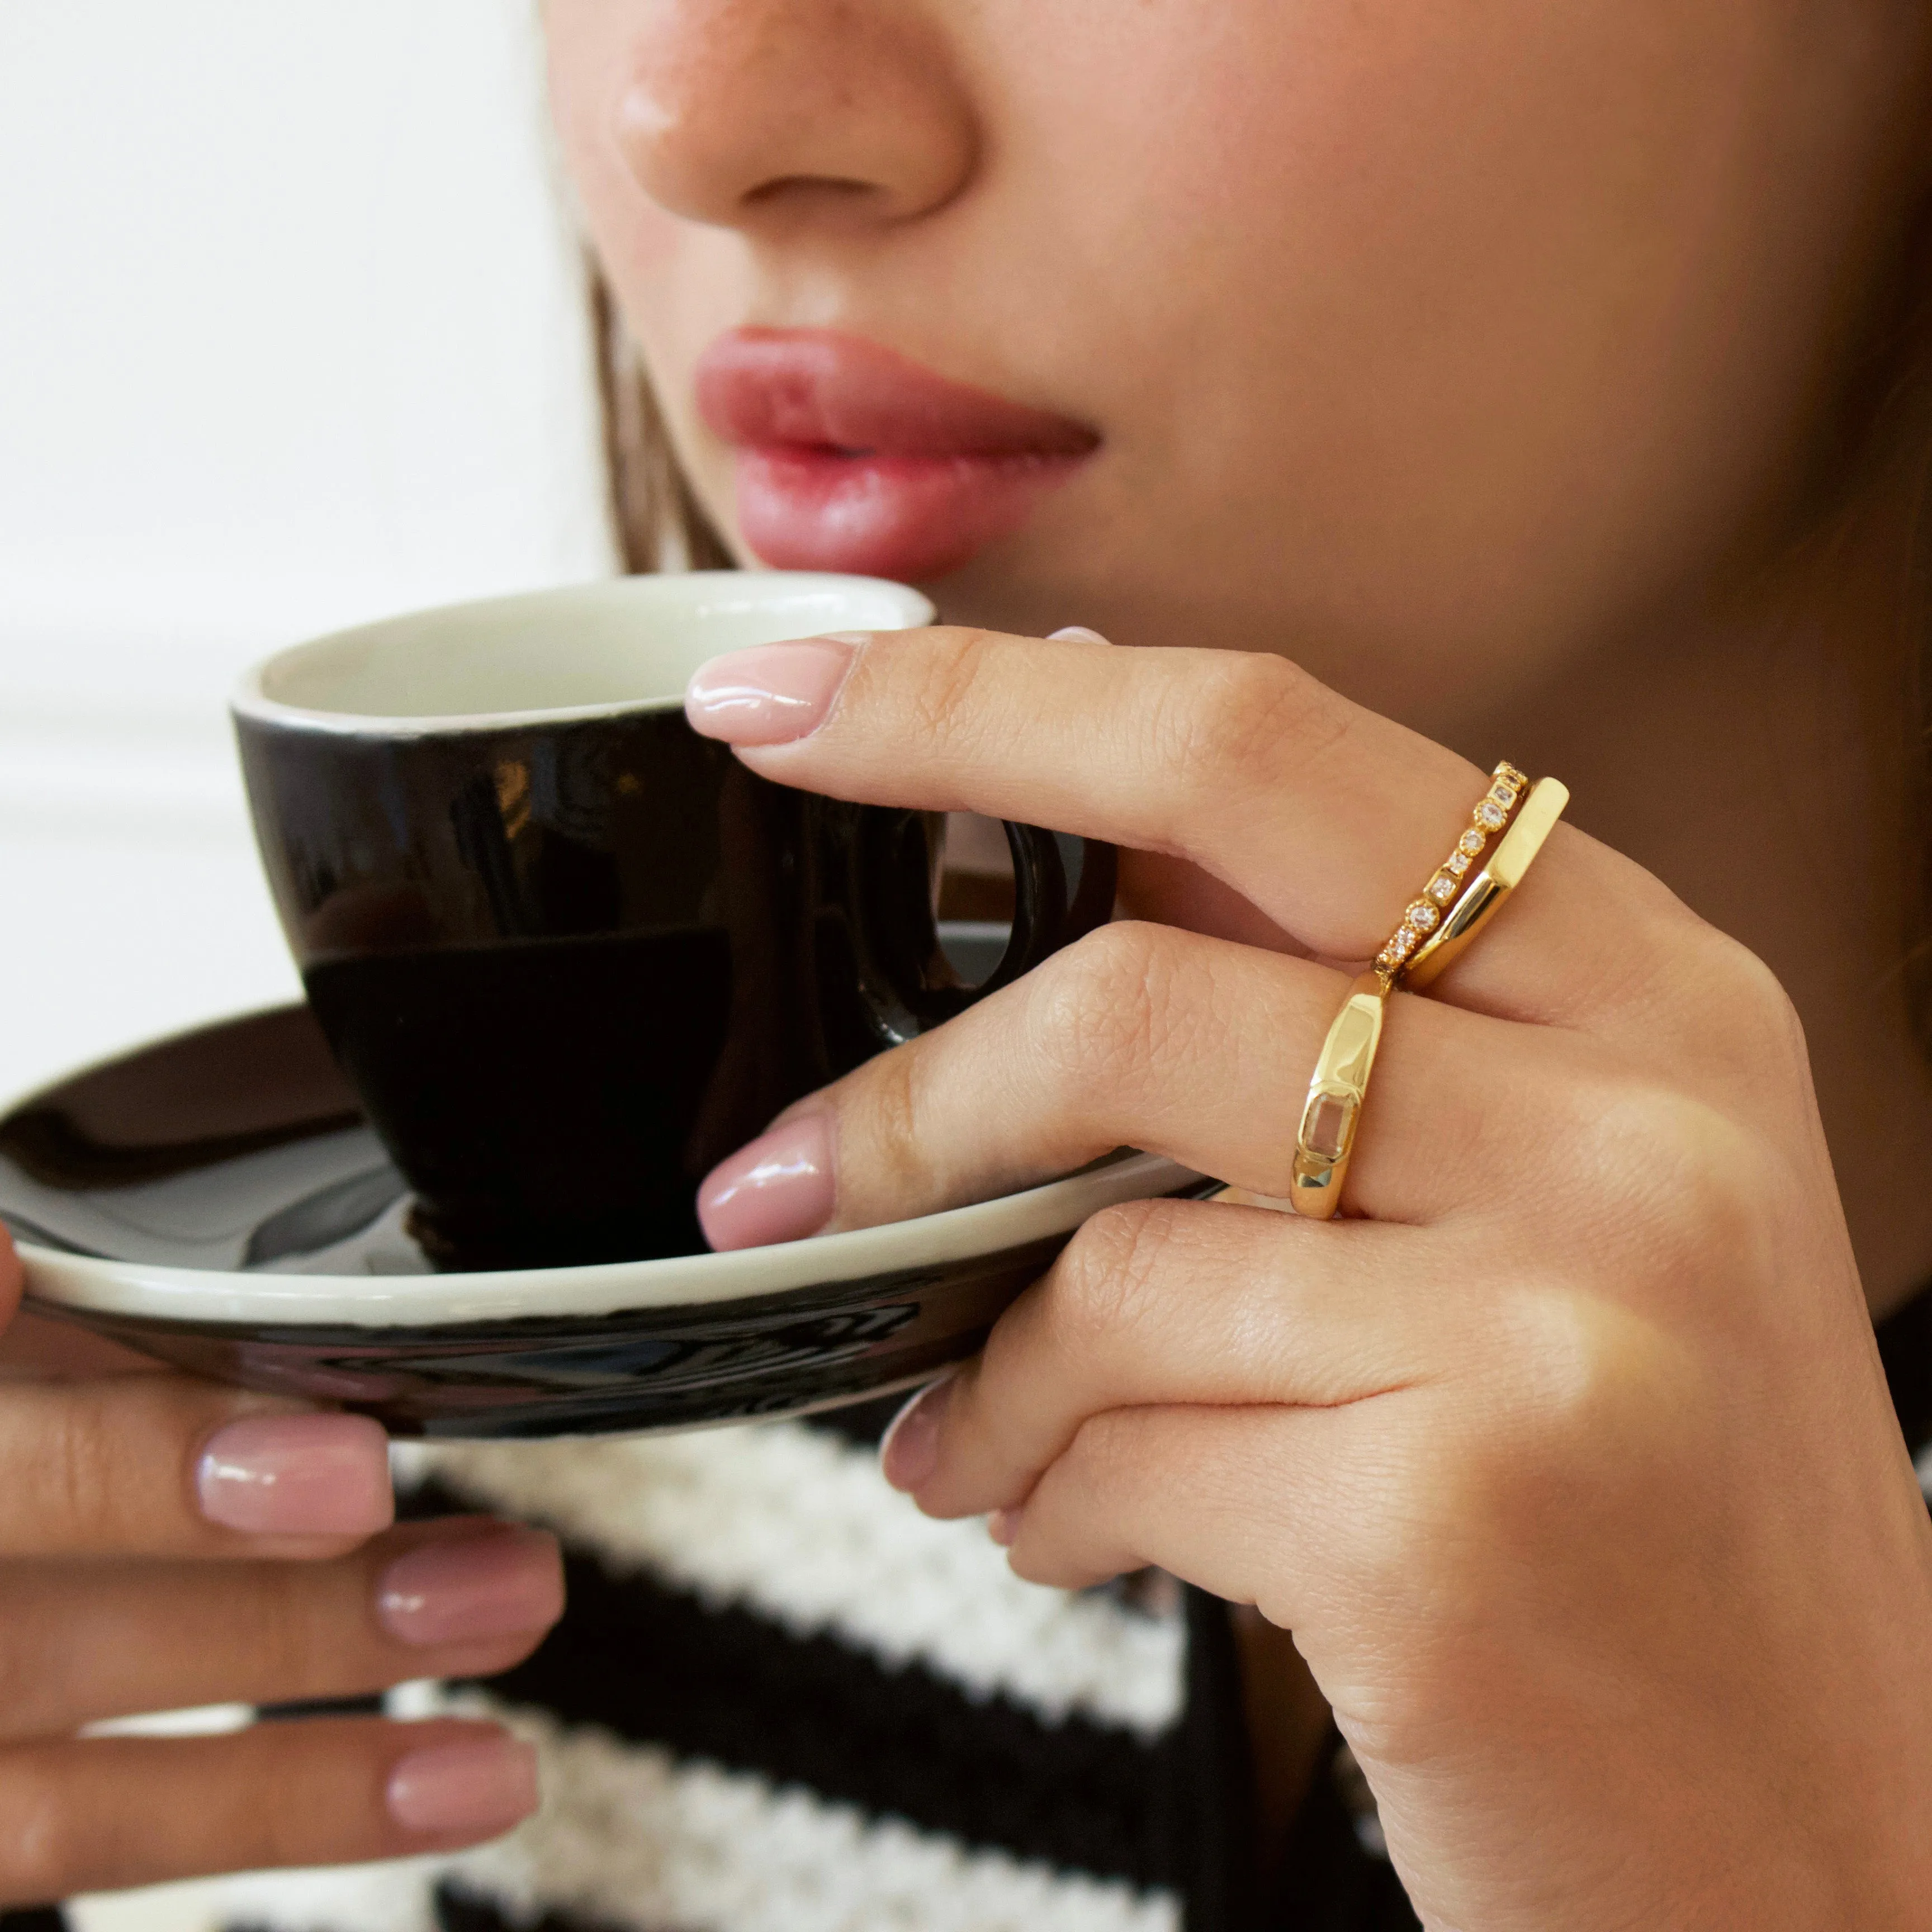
1285, 764, 1569, 1220
1284, 971, 1387, 1218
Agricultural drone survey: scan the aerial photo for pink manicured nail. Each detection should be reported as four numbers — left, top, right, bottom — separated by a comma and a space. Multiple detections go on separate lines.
880, 1377, 953, 1493
685, 637, 860, 745
1046, 626, 1113, 645
376, 1527, 564, 1647
698, 1114, 836, 1250
987, 1508, 1020, 1547
196, 1413, 394, 1536
386, 1735, 539, 1838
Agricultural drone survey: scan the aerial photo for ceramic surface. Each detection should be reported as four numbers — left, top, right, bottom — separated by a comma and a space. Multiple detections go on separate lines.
234, 573, 1114, 1267
1, 1006, 1212, 1438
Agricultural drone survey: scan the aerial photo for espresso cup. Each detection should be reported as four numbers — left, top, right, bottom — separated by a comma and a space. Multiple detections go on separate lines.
232, 574, 1114, 1268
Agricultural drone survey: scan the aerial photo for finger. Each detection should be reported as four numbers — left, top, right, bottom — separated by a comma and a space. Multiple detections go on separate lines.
700, 923, 1569, 1242
996, 1404, 1324, 1611
880, 1196, 1453, 1519
0, 1717, 537, 1904
1114, 846, 1305, 954
0, 1306, 170, 1381
0, 1516, 564, 1741
686, 627, 1687, 1026
0, 1377, 394, 1560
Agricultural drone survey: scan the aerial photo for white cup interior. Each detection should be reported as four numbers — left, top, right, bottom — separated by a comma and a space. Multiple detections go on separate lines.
235, 572, 935, 731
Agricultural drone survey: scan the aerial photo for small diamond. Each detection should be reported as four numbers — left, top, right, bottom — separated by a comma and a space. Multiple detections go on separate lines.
1475, 799, 1507, 830
1447, 850, 1471, 876
1489, 782, 1517, 809
1428, 873, 1459, 904
1459, 828, 1486, 856
1405, 901, 1439, 932
1391, 925, 1417, 954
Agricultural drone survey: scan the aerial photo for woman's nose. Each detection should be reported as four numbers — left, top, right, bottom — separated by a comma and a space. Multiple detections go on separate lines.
610, 0, 978, 233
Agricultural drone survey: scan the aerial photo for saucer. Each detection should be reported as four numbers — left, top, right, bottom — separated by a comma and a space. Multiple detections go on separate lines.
0, 1005, 1213, 1438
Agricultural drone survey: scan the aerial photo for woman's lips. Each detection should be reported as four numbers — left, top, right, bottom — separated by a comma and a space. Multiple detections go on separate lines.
694, 328, 1098, 582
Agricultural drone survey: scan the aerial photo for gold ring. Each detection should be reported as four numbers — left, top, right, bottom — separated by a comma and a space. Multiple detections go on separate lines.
1397, 774, 1568, 992
1374, 765, 1568, 991
1284, 764, 1567, 1221
1287, 971, 1387, 1219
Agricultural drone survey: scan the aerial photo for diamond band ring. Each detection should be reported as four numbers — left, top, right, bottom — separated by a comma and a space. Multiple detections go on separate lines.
1399, 772, 1568, 992
1286, 765, 1567, 1220
1374, 763, 1532, 987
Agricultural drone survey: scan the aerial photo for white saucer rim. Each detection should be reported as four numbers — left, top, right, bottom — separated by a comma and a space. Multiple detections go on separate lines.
17, 1149, 1208, 1329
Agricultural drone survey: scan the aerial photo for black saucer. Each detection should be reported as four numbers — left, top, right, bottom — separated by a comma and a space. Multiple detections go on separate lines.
0, 1006, 1210, 1438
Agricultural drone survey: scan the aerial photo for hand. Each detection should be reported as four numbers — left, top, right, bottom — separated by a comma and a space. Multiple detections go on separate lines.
0, 1243, 561, 1906
685, 628, 1932, 1929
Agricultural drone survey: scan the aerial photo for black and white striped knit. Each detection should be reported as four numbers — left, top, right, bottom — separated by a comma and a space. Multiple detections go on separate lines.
21, 1295, 1932, 1932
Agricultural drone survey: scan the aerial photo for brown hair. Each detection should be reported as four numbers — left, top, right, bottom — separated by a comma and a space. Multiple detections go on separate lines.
1896, 395, 1932, 1062
591, 265, 733, 575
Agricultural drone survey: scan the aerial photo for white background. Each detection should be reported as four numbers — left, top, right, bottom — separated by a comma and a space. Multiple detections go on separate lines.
0, 0, 616, 1098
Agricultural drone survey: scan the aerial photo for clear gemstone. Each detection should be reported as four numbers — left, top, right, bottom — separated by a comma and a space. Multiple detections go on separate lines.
1392, 925, 1417, 954
1489, 782, 1517, 808
1475, 800, 1507, 830
1459, 829, 1486, 856
1447, 850, 1471, 875
1303, 1091, 1356, 1162
1407, 901, 1439, 931
1429, 873, 1459, 903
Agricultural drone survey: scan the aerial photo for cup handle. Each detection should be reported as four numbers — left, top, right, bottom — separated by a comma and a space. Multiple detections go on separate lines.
849, 813, 1116, 1046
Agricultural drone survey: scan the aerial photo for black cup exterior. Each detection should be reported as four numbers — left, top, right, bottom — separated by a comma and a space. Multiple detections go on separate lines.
235, 706, 949, 1267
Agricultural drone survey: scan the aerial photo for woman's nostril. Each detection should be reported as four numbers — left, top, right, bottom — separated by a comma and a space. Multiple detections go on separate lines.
745, 176, 878, 207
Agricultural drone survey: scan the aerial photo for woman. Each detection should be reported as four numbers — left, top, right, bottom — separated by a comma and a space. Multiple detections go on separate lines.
3, 2, 1931, 1926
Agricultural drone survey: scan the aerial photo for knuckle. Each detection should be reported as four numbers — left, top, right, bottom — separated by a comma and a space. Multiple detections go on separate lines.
823, 1026, 968, 1221
28, 1393, 124, 1549
1152, 651, 1342, 806
1704, 932, 1808, 1069
1060, 1407, 1144, 1496
849, 1039, 930, 1186
1549, 1076, 1770, 1269
1505, 1078, 1778, 1389
899, 627, 998, 746
1025, 921, 1177, 1094
1626, 913, 1811, 1085
1046, 1199, 1177, 1346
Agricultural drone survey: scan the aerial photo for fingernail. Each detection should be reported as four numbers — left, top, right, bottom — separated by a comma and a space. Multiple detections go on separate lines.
386, 1734, 539, 1838
685, 637, 860, 745
376, 1526, 564, 1647
1046, 626, 1113, 645
196, 1413, 394, 1536
987, 1507, 1020, 1547
879, 1376, 953, 1493
698, 1113, 835, 1250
